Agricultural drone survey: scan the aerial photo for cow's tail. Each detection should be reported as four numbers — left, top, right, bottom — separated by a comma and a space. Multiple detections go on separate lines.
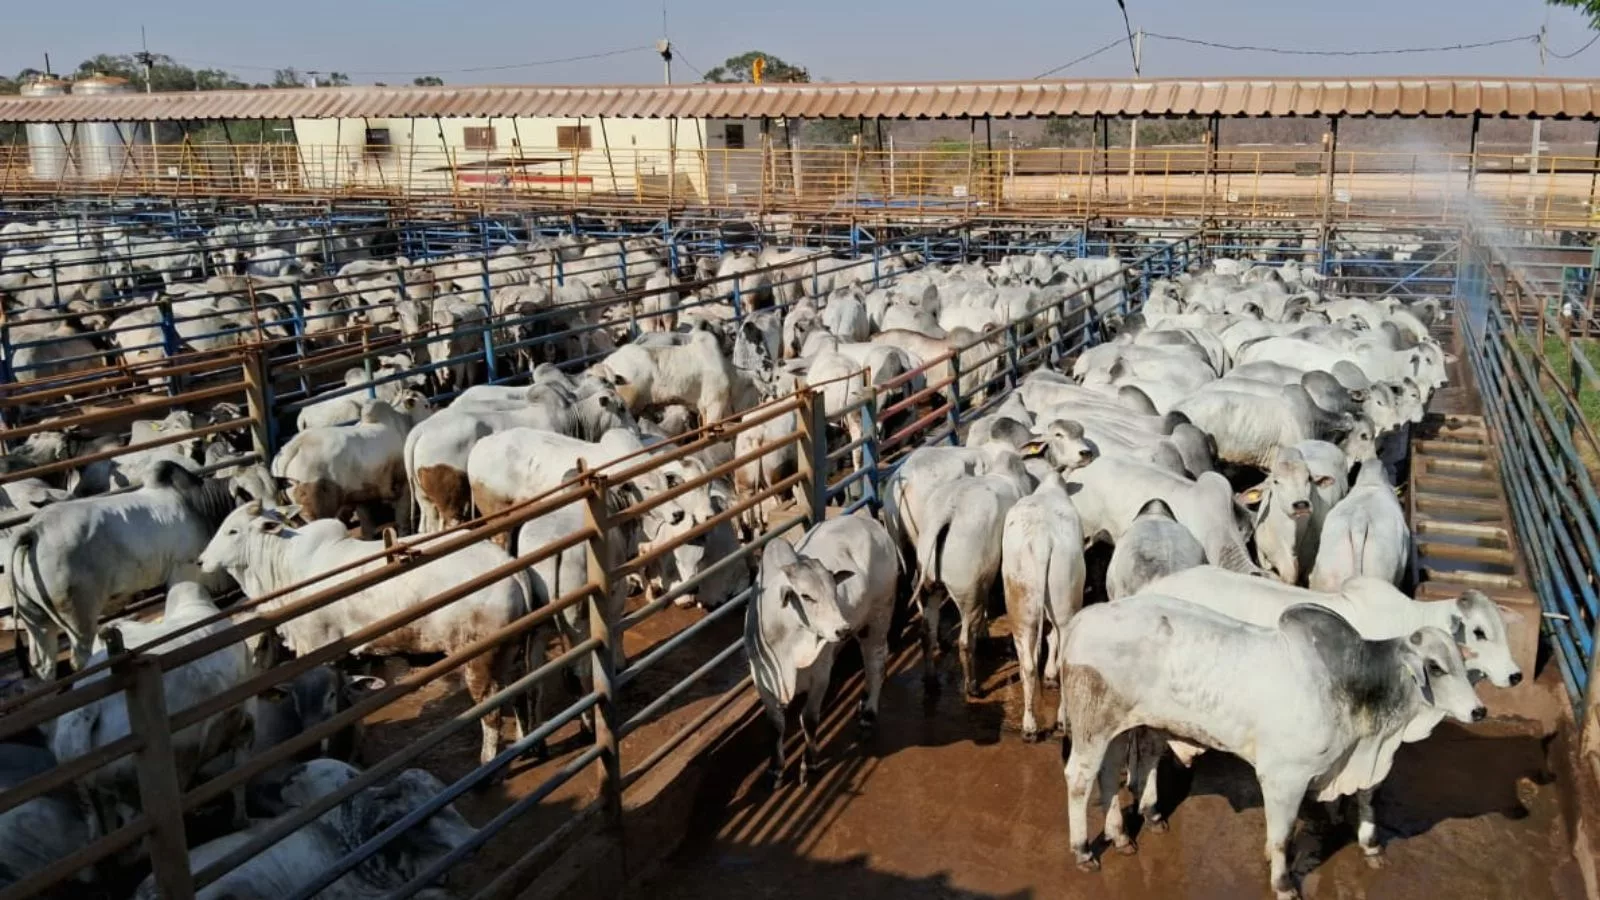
7, 528, 65, 678
7, 530, 34, 675
910, 517, 952, 612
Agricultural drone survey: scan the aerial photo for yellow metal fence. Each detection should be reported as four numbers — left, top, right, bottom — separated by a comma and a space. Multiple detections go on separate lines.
3, 143, 1598, 227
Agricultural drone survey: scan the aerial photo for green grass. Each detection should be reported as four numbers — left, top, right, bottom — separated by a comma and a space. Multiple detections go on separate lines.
1512, 334, 1600, 476
1515, 335, 1600, 427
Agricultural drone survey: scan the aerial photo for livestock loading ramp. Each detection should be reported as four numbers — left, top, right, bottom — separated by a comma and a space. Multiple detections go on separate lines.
1409, 315, 1554, 727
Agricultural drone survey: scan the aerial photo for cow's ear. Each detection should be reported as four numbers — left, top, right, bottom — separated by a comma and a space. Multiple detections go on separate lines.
260, 685, 291, 705
1400, 643, 1433, 704
258, 518, 285, 535
1313, 475, 1336, 489
1239, 487, 1265, 507
780, 587, 801, 609
830, 570, 853, 588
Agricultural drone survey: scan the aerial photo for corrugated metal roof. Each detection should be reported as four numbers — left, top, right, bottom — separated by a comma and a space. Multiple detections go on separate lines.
0, 76, 1596, 123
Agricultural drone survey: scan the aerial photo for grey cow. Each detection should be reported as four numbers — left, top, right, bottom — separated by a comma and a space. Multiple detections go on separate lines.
1105, 498, 1207, 600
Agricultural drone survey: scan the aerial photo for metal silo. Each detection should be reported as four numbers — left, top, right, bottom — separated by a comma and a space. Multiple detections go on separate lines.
20, 79, 74, 181
71, 76, 145, 180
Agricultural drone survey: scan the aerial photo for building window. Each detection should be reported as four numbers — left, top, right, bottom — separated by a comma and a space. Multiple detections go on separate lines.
725, 123, 746, 150
464, 126, 497, 151
557, 125, 593, 150
364, 127, 391, 153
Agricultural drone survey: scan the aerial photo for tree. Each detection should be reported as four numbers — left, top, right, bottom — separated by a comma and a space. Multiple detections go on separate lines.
271, 68, 306, 89
1043, 116, 1094, 148
412, 75, 444, 87
322, 72, 351, 87
703, 51, 808, 84
1549, 0, 1600, 26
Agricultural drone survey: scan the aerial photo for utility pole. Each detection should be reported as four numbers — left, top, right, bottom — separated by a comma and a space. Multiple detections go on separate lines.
1129, 28, 1143, 185
1531, 24, 1547, 180
135, 26, 156, 172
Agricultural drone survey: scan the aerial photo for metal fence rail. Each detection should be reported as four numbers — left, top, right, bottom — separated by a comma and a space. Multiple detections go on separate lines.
1460, 239, 1600, 707
5, 142, 1600, 228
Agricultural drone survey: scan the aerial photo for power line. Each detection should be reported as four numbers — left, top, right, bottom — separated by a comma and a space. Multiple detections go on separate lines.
1550, 32, 1600, 59
673, 47, 708, 81
1143, 31, 1539, 56
1033, 35, 1131, 79
172, 45, 654, 79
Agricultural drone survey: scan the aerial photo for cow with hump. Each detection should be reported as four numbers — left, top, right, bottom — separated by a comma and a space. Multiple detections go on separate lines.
1061, 596, 1481, 900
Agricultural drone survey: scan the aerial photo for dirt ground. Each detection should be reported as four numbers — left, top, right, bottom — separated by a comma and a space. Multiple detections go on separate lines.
640, 616, 1583, 900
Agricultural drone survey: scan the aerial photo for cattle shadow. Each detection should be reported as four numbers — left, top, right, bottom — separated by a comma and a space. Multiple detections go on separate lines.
643, 848, 1031, 900
1125, 721, 1554, 880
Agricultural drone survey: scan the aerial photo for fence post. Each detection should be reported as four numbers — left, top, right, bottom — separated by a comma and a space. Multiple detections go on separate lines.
242, 346, 272, 458
289, 280, 312, 398
859, 387, 882, 511
478, 256, 499, 384
946, 352, 963, 445
795, 387, 829, 528
113, 647, 197, 900
1004, 323, 1020, 391
580, 465, 626, 885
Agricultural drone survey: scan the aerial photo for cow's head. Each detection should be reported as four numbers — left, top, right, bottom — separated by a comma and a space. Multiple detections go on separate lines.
759, 537, 853, 643
1338, 417, 1377, 464
1452, 589, 1523, 689
199, 501, 284, 582
1399, 626, 1485, 724
1022, 419, 1097, 472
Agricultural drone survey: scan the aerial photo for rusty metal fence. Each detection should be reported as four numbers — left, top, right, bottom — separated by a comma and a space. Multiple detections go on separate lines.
4, 143, 1600, 228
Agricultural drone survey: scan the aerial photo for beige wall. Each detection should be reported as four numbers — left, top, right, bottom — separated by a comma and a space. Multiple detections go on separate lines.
290, 116, 711, 197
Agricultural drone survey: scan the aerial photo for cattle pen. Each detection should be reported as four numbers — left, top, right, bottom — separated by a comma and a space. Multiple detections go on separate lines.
0, 75, 1599, 900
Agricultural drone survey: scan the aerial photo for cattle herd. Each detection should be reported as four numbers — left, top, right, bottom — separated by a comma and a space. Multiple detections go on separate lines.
0, 211, 1521, 900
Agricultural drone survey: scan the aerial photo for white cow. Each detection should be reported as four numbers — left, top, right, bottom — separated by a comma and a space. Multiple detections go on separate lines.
10, 462, 235, 674
1066, 455, 1258, 574
134, 760, 475, 900
1105, 498, 1207, 600
1146, 565, 1523, 688
1000, 473, 1086, 741
746, 513, 899, 784
1309, 459, 1409, 591
53, 584, 256, 835
273, 397, 428, 536
1061, 596, 1482, 898
199, 504, 541, 764
911, 463, 1033, 698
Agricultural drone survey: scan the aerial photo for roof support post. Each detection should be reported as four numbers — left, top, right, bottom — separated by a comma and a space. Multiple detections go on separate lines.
1588, 120, 1600, 220
1467, 112, 1481, 198
667, 117, 678, 210
1322, 116, 1339, 226
984, 115, 995, 207
1097, 114, 1109, 207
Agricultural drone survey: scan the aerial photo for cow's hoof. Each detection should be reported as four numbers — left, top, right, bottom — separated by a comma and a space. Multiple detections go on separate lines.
1362, 849, 1386, 870
765, 766, 784, 788
857, 706, 878, 735
529, 739, 551, 763
1042, 675, 1060, 690
1144, 815, 1168, 834
1074, 855, 1100, 873
964, 681, 982, 700
1052, 721, 1069, 739
1113, 837, 1137, 856
1021, 726, 1041, 743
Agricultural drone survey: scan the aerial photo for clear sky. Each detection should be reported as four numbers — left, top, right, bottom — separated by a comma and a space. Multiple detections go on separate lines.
2, 0, 1597, 85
